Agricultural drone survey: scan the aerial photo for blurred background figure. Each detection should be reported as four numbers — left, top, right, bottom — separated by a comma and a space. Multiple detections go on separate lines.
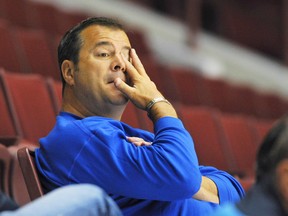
211, 114, 288, 216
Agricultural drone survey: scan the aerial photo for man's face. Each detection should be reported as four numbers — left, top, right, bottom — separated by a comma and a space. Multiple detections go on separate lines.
72, 25, 131, 116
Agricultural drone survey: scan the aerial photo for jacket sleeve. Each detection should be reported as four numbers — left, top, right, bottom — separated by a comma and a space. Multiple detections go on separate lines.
199, 166, 245, 204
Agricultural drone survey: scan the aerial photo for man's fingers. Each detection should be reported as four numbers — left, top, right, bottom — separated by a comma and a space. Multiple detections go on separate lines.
131, 141, 152, 147
130, 49, 150, 78
130, 49, 144, 75
122, 53, 139, 79
114, 78, 134, 97
122, 49, 149, 79
126, 136, 152, 146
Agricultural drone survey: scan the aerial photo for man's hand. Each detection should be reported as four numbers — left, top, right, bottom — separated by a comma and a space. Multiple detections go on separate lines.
114, 49, 177, 122
114, 49, 163, 110
127, 136, 152, 147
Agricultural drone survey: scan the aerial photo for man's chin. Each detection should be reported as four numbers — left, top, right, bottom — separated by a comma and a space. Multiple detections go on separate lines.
113, 94, 129, 105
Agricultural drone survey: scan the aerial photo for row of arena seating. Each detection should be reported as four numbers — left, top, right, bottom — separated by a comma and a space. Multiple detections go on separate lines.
0, 14, 287, 120
1, 0, 288, 119
0, 0, 283, 206
146, 64, 288, 119
0, 0, 89, 36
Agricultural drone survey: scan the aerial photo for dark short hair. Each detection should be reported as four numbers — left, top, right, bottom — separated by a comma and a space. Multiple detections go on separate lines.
256, 114, 288, 181
58, 17, 125, 87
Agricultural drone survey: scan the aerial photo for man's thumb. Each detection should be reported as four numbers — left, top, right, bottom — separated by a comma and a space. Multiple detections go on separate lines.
114, 78, 130, 95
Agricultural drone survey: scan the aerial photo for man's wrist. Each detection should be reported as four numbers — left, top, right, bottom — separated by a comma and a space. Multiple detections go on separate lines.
146, 97, 171, 112
146, 97, 177, 121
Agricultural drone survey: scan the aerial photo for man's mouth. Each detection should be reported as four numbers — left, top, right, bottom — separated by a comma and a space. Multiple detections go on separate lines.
107, 78, 126, 84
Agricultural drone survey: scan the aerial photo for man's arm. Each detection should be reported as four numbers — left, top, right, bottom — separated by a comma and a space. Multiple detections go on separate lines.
115, 51, 221, 203
128, 136, 220, 203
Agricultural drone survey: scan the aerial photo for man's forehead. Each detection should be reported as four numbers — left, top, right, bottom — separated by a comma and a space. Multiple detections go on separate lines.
80, 25, 130, 43
79, 26, 131, 52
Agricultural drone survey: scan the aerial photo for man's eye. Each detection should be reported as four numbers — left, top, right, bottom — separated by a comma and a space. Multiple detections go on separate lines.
98, 53, 109, 57
122, 54, 129, 61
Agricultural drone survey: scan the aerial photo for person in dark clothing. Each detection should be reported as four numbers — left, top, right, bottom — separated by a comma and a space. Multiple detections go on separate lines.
211, 114, 288, 216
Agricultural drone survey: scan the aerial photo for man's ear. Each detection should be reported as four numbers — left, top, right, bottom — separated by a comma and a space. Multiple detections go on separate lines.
61, 60, 76, 86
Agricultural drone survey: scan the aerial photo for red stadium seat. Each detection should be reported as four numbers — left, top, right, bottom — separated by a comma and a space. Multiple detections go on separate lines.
46, 78, 62, 114
0, 70, 56, 144
8, 144, 37, 206
218, 113, 260, 177
168, 68, 204, 106
0, 19, 23, 72
0, 0, 37, 28
121, 102, 143, 129
200, 77, 235, 113
17, 147, 44, 201
252, 118, 276, 148
0, 68, 21, 146
12, 28, 59, 80
179, 105, 234, 172
255, 93, 288, 119
0, 144, 12, 195
126, 29, 152, 58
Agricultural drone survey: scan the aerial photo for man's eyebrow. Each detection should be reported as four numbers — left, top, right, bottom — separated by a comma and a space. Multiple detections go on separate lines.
90, 41, 112, 51
122, 45, 131, 51
90, 41, 131, 52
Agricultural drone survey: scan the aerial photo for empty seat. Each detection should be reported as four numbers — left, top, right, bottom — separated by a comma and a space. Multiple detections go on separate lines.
0, 19, 23, 72
168, 68, 204, 106
126, 29, 151, 58
8, 144, 37, 206
179, 105, 234, 172
136, 108, 154, 132
140, 58, 176, 103
58, 10, 88, 33
12, 27, 59, 80
226, 84, 259, 116
46, 78, 62, 113
30, 1, 68, 35
0, 74, 17, 138
255, 93, 288, 119
200, 77, 235, 113
148, 65, 180, 103
0, 144, 12, 195
0, 70, 57, 144
252, 118, 276, 148
0, 0, 38, 28
17, 147, 44, 202
218, 113, 260, 177
0, 68, 21, 146
121, 102, 143, 129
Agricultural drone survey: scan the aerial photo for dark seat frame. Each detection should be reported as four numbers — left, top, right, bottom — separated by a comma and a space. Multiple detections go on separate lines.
17, 147, 44, 201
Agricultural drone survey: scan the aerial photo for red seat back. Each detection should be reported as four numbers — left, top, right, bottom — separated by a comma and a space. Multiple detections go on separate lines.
219, 113, 259, 177
179, 105, 234, 172
0, 71, 56, 144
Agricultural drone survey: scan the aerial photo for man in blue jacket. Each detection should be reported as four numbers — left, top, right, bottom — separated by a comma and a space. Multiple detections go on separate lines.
35, 17, 245, 215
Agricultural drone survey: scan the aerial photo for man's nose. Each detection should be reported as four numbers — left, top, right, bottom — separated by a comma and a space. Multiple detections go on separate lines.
112, 53, 126, 72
